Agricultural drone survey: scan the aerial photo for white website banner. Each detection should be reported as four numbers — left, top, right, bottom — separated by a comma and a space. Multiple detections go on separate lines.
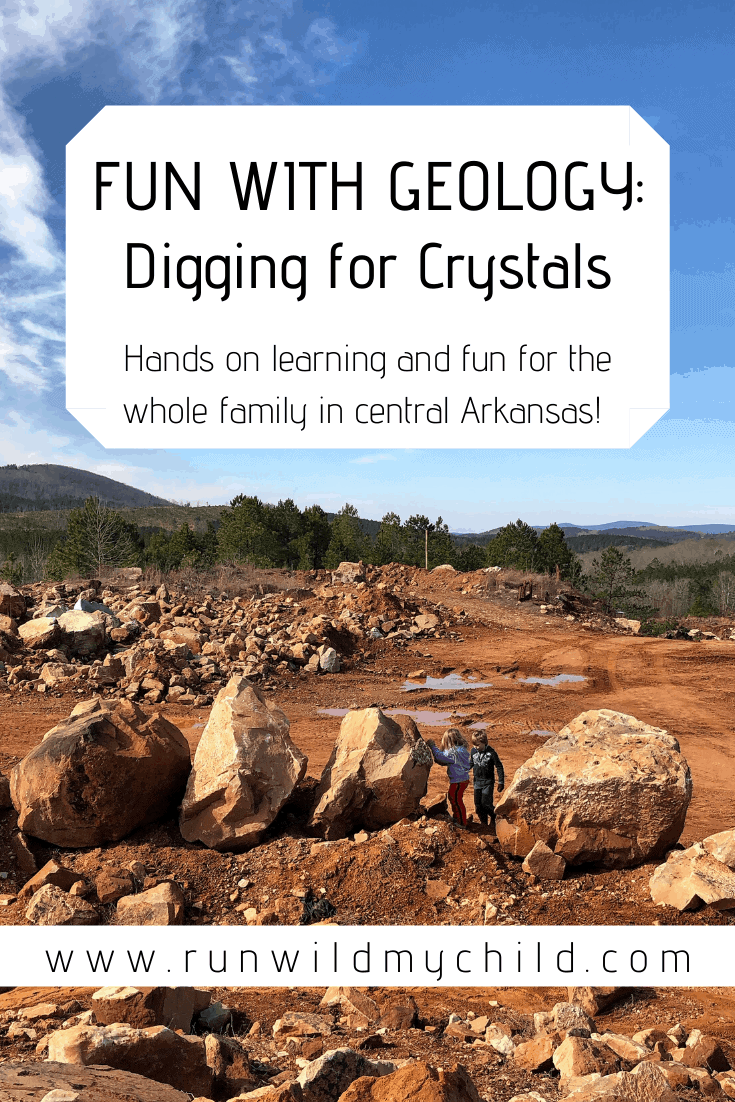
66, 105, 669, 449
0, 925, 715, 987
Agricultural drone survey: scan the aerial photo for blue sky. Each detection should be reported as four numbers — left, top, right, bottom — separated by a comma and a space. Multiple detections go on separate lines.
0, 0, 732, 529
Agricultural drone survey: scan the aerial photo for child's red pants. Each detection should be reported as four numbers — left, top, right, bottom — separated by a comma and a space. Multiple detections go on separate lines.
448, 781, 468, 825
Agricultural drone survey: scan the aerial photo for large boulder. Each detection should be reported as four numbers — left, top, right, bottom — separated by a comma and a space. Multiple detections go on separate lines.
0, 1061, 190, 1101
339, 1061, 481, 1102
309, 707, 431, 839
332, 561, 366, 585
703, 827, 735, 868
47, 1022, 213, 1095
18, 858, 85, 901
553, 1036, 621, 1079
205, 1033, 256, 1095
11, 698, 191, 846
495, 710, 692, 868
179, 676, 307, 851
558, 1063, 678, 1102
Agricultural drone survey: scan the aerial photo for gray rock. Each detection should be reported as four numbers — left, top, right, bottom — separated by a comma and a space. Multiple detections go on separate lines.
297, 1047, 396, 1102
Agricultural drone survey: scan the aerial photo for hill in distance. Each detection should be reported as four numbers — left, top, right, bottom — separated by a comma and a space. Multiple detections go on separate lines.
0, 464, 173, 512
558, 521, 735, 535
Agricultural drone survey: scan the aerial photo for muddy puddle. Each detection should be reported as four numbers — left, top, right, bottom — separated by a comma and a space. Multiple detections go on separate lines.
318, 706, 474, 727
518, 673, 586, 686
401, 674, 493, 692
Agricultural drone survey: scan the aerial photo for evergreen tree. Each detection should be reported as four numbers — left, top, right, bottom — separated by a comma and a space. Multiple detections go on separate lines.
216, 495, 281, 566
294, 505, 331, 569
402, 514, 432, 567
536, 522, 582, 583
0, 552, 23, 585
485, 519, 539, 571
198, 520, 218, 567
400, 515, 455, 569
687, 578, 717, 616
586, 545, 646, 613
427, 516, 455, 568
324, 503, 372, 568
456, 543, 486, 572
269, 498, 304, 567
374, 512, 405, 565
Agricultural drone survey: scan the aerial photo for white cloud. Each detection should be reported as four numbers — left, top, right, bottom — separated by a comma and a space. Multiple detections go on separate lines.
0, 0, 360, 458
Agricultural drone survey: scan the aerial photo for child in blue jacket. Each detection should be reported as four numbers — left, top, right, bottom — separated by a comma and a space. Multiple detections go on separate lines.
427, 727, 471, 826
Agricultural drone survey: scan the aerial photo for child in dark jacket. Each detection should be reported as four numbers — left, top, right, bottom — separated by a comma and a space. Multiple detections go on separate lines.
427, 727, 471, 826
470, 730, 505, 827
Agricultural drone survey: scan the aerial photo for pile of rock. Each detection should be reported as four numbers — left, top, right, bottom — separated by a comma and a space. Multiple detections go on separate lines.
442, 991, 735, 1102
2, 984, 734, 1102
14, 855, 187, 926
496, 709, 692, 871
0, 985, 254, 1099
0, 563, 461, 702
0, 982, 482, 1102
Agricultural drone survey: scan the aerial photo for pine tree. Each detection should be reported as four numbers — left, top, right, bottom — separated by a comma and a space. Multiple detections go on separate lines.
324, 504, 372, 568
216, 495, 280, 566
536, 522, 581, 583
485, 519, 539, 571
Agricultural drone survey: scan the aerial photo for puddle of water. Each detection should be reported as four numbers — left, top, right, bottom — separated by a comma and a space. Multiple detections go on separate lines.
192, 722, 206, 729
518, 673, 586, 686
402, 674, 493, 692
529, 729, 557, 738
318, 707, 469, 726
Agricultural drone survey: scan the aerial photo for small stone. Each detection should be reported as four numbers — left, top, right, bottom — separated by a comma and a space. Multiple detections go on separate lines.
25, 884, 98, 926
116, 881, 185, 925
522, 839, 566, 880
425, 879, 451, 900
95, 868, 135, 904
18, 859, 85, 902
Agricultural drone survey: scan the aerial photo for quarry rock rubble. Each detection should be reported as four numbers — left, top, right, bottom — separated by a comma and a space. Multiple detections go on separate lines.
1, 985, 734, 1102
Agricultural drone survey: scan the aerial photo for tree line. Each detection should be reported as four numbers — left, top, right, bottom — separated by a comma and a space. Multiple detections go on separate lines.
4, 495, 733, 622
0, 496, 582, 583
